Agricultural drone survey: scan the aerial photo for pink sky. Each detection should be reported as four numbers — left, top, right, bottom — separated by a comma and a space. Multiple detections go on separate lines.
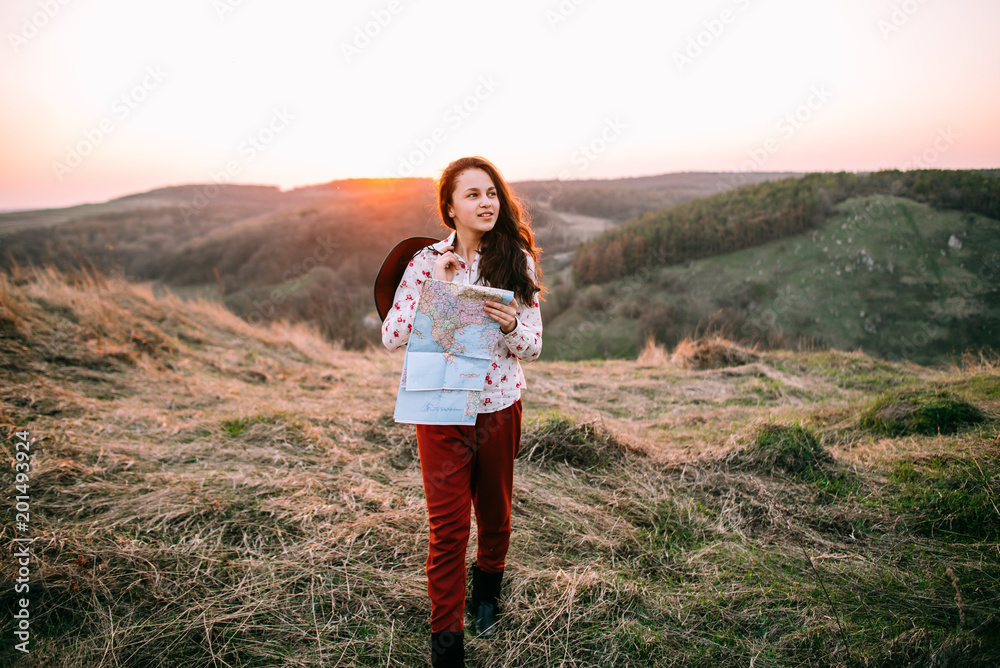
1, 0, 998, 212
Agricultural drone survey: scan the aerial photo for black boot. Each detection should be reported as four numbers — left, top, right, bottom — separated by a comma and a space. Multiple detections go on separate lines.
470, 564, 503, 637
430, 630, 464, 667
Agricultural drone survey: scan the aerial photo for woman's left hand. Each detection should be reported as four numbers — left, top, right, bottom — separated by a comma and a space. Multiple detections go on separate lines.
485, 298, 519, 334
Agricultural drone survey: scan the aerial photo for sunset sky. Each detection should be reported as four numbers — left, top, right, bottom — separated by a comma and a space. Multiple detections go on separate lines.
1, 0, 998, 211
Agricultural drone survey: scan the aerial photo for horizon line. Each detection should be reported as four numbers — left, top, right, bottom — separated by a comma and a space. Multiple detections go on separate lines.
3, 165, 998, 216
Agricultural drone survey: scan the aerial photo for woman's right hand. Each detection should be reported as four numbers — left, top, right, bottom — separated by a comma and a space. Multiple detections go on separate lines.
433, 245, 460, 282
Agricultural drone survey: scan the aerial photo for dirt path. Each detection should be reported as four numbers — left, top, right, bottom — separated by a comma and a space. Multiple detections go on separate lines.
550, 211, 614, 242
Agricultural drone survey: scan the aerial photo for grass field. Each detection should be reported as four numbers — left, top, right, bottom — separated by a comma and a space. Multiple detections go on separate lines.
543, 195, 1000, 365
1, 264, 998, 667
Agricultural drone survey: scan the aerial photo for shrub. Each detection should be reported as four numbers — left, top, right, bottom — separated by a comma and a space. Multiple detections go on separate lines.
520, 415, 630, 469
726, 420, 832, 475
858, 389, 986, 436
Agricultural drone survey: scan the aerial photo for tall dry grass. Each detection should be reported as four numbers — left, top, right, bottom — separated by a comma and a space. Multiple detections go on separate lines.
635, 336, 671, 367
1, 263, 998, 667
670, 334, 759, 370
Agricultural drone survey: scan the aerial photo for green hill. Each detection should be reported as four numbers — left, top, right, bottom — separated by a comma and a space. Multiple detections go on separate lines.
573, 169, 1000, 285
1, 264, 998, 666
546, 188, 1000, 365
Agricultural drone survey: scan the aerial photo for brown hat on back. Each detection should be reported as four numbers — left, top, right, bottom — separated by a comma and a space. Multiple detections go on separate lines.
374, 236, 440, 322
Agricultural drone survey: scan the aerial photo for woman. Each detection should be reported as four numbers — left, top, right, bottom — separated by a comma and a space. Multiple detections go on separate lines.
381, 156, 543, 667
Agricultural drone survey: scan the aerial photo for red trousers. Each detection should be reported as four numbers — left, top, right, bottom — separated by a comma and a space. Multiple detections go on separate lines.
416, 399, 522, 632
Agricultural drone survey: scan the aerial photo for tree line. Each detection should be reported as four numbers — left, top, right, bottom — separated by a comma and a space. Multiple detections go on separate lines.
573, 169, 1000, 285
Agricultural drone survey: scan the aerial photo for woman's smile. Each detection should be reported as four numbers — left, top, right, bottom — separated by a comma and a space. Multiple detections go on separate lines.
449, 168, 499, 236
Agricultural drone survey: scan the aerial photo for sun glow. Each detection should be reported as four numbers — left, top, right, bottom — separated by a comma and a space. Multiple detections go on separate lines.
1, 0, 998, 210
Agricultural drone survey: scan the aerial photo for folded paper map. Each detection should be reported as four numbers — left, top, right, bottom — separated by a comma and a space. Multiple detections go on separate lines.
394, 279, 514, 425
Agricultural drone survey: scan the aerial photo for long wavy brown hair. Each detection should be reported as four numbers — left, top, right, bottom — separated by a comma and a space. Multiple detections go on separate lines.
437, 156, 542, 305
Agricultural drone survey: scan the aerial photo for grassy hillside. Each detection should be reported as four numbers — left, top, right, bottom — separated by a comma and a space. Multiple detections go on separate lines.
0, 172, 801, 354
2, 264, 998, 666
544, 194, 1000, 365
573, 169, 1000, 286
0, 179, 447, 349
0, 184, 293, 276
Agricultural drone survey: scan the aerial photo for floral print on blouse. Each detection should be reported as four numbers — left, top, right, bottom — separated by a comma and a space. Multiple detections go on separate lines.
381, 231, 543, 413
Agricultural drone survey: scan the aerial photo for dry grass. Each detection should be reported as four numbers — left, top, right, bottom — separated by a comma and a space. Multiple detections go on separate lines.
519, 416, 634, 468
0, 271, 35, 339
956, 348, 1000, 374
635, 337, 671, 367
670, 334, 760, 371
2, 264, 999, 667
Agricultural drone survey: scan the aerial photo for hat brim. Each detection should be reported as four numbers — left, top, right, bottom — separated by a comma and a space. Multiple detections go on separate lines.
374, 236, 441, 322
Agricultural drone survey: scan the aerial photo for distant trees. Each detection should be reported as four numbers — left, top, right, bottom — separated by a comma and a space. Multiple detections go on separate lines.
573, 169, 1000, 285
546, 186, 688, 221
0, 178, 444, 350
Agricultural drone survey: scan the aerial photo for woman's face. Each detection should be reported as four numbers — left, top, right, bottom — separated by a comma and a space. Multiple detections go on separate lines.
448, 168, 498, 237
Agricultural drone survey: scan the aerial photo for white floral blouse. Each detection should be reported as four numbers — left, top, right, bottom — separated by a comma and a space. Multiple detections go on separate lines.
381, 231, 543, 413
